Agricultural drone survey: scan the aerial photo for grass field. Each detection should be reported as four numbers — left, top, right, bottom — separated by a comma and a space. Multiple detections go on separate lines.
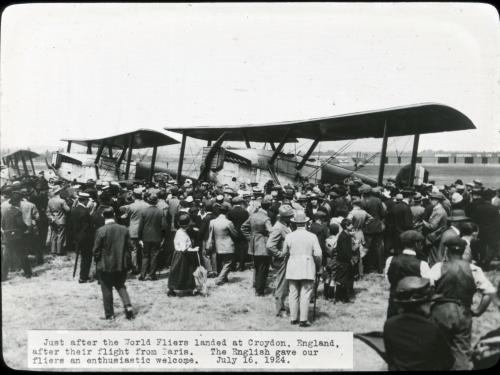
2, 254, 499, 371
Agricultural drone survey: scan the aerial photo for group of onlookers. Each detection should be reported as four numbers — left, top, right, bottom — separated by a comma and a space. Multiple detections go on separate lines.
1, 173, 499, 367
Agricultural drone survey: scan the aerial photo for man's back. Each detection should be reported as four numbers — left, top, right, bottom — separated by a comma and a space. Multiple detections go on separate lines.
139, 205, 165, 242
47, 196, 69, 224
227, 205, 249, 230
127, 200, 148, 238
93, 222, 130, 273
209, 215, 237, 254
384, 312, 454, 371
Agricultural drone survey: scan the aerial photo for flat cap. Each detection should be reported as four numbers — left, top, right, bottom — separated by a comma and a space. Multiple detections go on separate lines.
400, 230, 425, 243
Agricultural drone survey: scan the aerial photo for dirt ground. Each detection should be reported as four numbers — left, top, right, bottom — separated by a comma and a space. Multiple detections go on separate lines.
2, 254, 499, 371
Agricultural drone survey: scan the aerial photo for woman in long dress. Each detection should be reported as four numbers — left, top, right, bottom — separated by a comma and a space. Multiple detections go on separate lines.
167, 213, 199, 296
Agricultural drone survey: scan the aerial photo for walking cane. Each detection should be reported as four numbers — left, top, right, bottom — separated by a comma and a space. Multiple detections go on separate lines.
312, 272, 320, 321
72, 243, 79, 278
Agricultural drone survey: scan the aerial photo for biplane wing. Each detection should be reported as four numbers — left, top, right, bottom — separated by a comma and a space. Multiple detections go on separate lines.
163, 103, 474, 141
61, 128, 180, 149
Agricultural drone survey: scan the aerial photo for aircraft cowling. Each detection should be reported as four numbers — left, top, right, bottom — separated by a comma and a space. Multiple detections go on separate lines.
321, 164, 378, 186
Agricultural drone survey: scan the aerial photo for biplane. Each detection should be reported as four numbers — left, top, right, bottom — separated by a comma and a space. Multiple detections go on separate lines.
50, 129, 181, 183
51, 103, 475, 187
164, 103, 475, 187
1, 149, 40, 184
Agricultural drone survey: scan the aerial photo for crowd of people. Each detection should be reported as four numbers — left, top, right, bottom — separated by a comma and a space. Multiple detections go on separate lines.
1, 171, 499, 369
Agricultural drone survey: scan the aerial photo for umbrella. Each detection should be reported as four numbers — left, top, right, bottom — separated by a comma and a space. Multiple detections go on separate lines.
192, 252, 208, 296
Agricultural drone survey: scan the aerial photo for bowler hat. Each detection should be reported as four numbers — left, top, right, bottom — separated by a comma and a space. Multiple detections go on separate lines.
149, 195, 158, 205
278, 205, 294, 218
448, 209, 469, 222
314, 211, 327, 221
291, 210, 309, 224
393, 277, 438, 305
395, 193, 404, 201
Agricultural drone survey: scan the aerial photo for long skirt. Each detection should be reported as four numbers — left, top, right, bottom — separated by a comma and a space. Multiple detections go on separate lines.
167, 250, 198, 294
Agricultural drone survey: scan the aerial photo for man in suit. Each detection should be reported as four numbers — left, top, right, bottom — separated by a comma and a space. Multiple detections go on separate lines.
198, 201, 217, 277
423, 192, 449, 266
166, 187, 181, 267
227, 196, 250, 271
241, 196, 274, 295
266, 205, 293, 316
467, 188, 500, 270
69, 192, 94, 283
390, 193, 414, 255
46, 186, 71, 255
434, 210, 469, 265
207, 204, 238, 285
93, 207, 134, 320
1, 191, 32, 280
138, 195, 166, 281
361, 186, 387, 274
281, 211, 322, 327
124, 188, 149, 274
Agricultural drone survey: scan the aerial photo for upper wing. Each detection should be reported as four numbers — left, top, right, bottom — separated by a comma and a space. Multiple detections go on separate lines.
163, 103, 475, 142
61, 128, 181, 149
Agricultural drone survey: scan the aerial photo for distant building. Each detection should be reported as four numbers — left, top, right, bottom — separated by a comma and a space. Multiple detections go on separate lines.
324, 151, 500, 165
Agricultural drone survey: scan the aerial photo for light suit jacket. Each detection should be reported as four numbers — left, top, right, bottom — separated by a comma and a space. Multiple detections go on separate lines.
282, 228, 322, 280
241, 208, 273, 256
207, 214, 238, 254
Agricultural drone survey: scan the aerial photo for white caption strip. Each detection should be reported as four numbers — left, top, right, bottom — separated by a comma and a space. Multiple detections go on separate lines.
28, 330, 353, 370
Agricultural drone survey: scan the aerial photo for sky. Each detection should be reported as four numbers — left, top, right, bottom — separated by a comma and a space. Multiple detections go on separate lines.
1, 3, 499, 155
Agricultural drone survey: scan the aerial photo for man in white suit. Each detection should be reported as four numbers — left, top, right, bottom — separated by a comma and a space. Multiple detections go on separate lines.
282, 211, 322, 327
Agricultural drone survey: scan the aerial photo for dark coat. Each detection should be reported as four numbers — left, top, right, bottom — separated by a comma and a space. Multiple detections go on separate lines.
93, 221, 132, 273
69, 204, 93, 245
361, 195, 386, 234
227, 205, 250, 239
391, 201, 413, 235
139, 205, 167, 243
467, 200, 500, 241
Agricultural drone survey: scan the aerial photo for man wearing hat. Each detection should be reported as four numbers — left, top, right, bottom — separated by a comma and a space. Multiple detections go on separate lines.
93, 207, 134, 320
383, 276, 454, 371
227, 196, 250, 271
389, 193, 413, 255
69, 192, 94, 283
123, 188, 149, 274
165, 186, 181, 267
267, 204, 294, 316
432, 210, 470, 266
47, 185, 71, 255
281, 211, 322, 327
207, 204, 239, 285
410, 192, 425, 227
384, 230, 431, 318
466, 188, 500, 270
429, 237, 495, 370
241, 195, 274, 296
1, 191, 32, 280
422, 192, 448, 267
138, 195, 167, 281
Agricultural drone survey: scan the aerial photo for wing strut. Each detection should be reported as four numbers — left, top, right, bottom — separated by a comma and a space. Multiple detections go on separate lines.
408, 134, 420, 186
269, 127, 292, 166
177, 133, 187, 183
296, 138, 320, 170
377, 119, 389, 185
